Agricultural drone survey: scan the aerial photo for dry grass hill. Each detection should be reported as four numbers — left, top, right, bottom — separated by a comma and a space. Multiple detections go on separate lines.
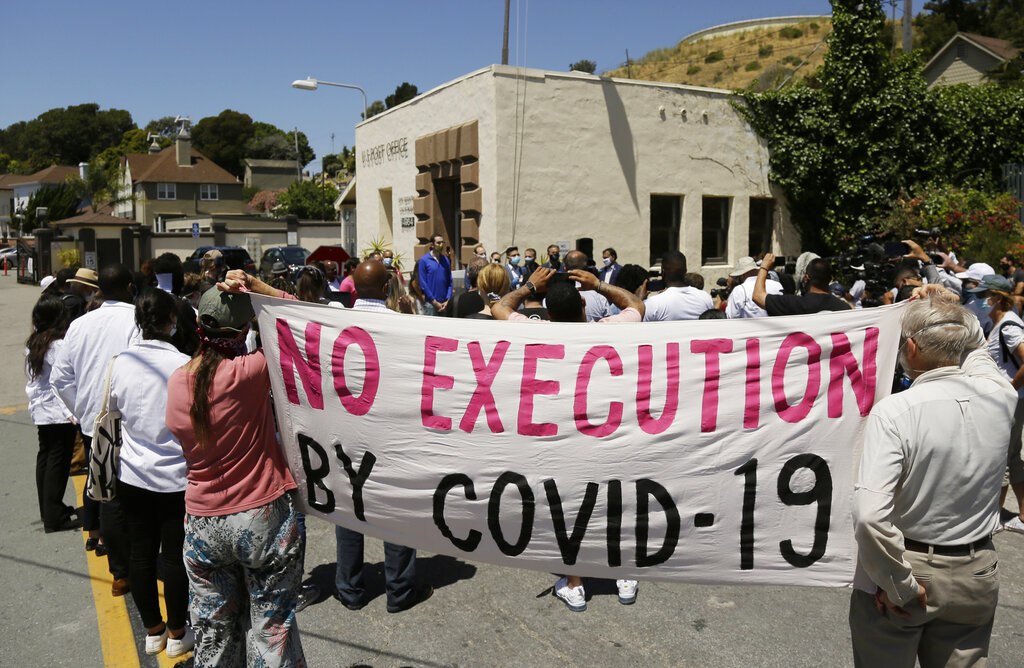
603, 18, 834, 91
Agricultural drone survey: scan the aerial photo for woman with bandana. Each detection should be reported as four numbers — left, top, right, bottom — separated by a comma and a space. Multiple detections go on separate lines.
165, 273, 305, 668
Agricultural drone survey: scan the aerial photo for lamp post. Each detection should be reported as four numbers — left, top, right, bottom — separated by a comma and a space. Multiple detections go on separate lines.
291, 77, 368, 120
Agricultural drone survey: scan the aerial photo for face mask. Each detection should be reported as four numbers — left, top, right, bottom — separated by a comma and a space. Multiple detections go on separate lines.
510, 255, 521, 265
979, 299, 993, 314
525, 256, 535, 263
169, 325, 177, 337
549, 253, 560, 263
603, 257, 611, 266
382, 257, 393, 267
476, 253, 486, 258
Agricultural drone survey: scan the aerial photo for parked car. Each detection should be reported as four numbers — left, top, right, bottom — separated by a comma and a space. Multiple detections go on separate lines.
182, 246, 256, 275
259, 246, 310, 279
0, 246, 18, 270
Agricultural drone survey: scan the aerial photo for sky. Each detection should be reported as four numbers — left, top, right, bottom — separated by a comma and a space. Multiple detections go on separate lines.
0, 0, 833, 167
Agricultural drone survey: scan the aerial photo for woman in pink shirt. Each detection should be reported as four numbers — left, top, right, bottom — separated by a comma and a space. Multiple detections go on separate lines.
165, 284, 305, 668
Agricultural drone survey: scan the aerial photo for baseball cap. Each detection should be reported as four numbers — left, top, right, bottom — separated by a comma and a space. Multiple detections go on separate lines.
955, 262, 995, 282
967, 274, 1013, 293
197, 289, 254, 335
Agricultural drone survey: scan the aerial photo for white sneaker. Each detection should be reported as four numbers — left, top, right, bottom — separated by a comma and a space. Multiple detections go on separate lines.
616, 579, 638, 605
554, 577, 586, 612
166, 627, 196, 658
1003, 516, 1024, 534
145, 628, 167, 655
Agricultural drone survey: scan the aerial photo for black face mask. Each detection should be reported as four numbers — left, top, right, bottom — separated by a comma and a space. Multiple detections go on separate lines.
549, 253, 560, 263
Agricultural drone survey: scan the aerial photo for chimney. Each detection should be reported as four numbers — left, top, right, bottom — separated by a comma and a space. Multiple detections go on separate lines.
78, 162, 88, 180
175, 127, 191, 167
148, 138, 161, 154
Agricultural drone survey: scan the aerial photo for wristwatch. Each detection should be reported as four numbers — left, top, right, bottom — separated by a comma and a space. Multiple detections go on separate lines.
525, 281, 537, 294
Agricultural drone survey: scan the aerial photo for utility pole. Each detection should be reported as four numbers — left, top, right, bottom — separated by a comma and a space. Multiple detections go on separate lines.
331, 132, 335, 156
625, 49, 632, 78
502, 0, 510, 65
294, 127, 301, 181
903, 0, 913, 52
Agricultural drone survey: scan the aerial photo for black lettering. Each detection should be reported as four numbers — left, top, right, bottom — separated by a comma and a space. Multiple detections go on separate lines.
543, 479, 599, 566
487, 471, 534, 556
607, 480, 623, 567
635, 479, 680, 567
735, 458, 758, 570
433, 474, 482, 552
778, 454, 832, 568
333, 442, 376, 522
297, 433, 335, 513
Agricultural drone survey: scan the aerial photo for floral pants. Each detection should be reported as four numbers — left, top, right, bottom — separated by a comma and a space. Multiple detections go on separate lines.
184, 492, 306, 668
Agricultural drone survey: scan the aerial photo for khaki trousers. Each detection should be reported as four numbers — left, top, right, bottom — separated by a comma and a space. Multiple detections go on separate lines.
849, 544, 999, 668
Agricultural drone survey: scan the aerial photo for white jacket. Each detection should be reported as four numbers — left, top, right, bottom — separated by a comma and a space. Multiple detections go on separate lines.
25, 341, 74, 425
51, 301, 141, 437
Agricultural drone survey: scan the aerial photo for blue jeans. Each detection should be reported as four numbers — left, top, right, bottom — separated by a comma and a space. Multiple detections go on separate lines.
334, 525, 416, 608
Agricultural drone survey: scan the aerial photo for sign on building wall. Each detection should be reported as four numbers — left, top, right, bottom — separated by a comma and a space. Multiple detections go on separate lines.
361, 137, 410, 169
399, 196, 415, 229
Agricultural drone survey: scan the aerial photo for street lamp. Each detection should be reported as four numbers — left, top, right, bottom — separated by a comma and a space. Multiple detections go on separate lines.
291, 77, 368, 120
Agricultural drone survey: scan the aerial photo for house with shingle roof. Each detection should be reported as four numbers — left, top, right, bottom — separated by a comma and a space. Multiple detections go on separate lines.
7, 165, 83, 227
924, 32, 1021, 88
114, 128, 246, 229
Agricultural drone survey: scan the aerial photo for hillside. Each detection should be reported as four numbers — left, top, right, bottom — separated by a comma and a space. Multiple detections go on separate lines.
603, 18, 833, 91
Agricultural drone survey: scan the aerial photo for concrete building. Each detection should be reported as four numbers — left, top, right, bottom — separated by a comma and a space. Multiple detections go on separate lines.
115, 129, 246, 229
924, 32, 1020, 89
244, 158, 300, 191
354, 65, 797, 280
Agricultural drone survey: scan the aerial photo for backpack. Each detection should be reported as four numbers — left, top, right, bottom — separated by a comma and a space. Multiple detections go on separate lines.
998, 319, 1024, 370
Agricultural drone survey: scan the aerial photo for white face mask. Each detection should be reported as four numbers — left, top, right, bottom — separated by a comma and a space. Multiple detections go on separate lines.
476, 252, 486, 258
603, 257, 611, 266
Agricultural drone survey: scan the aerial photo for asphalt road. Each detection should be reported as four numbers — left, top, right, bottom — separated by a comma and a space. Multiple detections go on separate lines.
1, 272, 1022, 667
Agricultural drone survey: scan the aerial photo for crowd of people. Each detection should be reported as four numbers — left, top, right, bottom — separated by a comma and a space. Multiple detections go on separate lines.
22, 233, 1024, 665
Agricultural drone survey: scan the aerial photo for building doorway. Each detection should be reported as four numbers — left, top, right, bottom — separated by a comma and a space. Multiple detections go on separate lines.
96, 238, 121, 269
433, 177, 462, 269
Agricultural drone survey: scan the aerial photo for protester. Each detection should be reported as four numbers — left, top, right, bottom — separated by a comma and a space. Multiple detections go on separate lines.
295, 265, 329, 304
464, 244, 487, 290
109, 289, 193, 657
492, 266, 642, 611
564, 250, 610, 321
505, 246, 525, 291
966, 274, 1024, 533
521, 248, 539, 279
489, 251, 502, 264
468, 263, 511, 320
51, 264, 139, 595
417, 233, 453, 316
753, 253, 850, 314
642, 251, 713, 321
725, 256, 781, 319
64, 267, 99, 321
598, 248, 622, 285
25, 295, 79, 533
999, 253, 1024, 295
455, 257, 487, 318
850, 285, 1013, 666
165, 276, 305, 666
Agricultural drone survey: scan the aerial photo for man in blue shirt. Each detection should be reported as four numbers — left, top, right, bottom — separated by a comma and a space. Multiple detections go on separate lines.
416, 233, 453, 315
542, 244, 564, 271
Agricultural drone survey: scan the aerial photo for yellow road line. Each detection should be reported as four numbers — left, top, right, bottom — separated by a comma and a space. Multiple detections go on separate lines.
73, 475, 140, 668
0, 403, 27, 415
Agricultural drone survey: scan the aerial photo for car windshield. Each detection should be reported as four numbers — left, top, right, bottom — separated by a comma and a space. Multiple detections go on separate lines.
279, 247, 309, 264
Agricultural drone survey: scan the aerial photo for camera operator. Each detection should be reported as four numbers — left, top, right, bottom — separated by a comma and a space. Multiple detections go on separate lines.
900, 239, 962, 295
753, 253, 850, 315
726, 256, 781, 319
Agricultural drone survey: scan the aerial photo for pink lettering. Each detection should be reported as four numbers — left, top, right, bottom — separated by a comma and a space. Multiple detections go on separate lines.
744, 338, 761, 429
771, 333, 822, 423
573, 345, 624, 437
330, 327, 380, 416
518, 344, 564, 436
276, 318, 324, 409
828, 329, 879, 418
459, 341, 511, 433
636, 344, 680, 435
691, 339, 734, 432
421, 336, 458, 430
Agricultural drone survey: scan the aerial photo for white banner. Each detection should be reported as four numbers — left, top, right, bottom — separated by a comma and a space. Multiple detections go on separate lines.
253, 296, 904, 587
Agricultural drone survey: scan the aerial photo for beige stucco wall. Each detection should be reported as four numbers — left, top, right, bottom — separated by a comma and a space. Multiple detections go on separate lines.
355, 66, 797, 282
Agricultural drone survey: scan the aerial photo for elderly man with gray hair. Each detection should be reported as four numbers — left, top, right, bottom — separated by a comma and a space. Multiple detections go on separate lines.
850, 285, 1016, 667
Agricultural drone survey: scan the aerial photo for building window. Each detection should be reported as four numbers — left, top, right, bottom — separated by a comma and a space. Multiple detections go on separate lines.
200, 184, 219, 201
157, 183, 176, 200
749, 198, 774, 256
702, 197, 730, 265
650, 194, 682, 266
956, 42, 967, 59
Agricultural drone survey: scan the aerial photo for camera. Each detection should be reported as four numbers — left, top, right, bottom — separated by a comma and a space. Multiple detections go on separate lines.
710, 277, 731, 300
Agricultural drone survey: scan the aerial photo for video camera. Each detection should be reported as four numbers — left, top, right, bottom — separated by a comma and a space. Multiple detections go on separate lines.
710, 277, 730, 300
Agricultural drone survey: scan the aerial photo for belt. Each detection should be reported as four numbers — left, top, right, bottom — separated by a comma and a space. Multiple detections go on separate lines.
904, 537, 992, 556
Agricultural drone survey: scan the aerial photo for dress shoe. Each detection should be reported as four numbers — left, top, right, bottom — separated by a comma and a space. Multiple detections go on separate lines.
295, 583, 320, 612
85, 537, 99, 551
111, 578, 130, 597
94, 542, 109, 557
44, 516, 82, 533
387, 585, 433, 613
331, 591, 366, 611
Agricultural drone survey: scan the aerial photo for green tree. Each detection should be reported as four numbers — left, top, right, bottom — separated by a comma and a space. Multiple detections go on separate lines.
322, 146, 356, 178
569, 60, 597, 74
19, 183, 82, 231
275, 179, 339, 220
362, 100, 387, 120
144, 116, 181, 138
245, 122, 315, 167
385, 82, 419, 109
0, 104, 135, 172
192, 110, 255, 178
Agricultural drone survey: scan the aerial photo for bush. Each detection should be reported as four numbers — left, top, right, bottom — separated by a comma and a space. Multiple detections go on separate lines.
779, 27, 803, 39
687, 65, 702, 75
705, 50, 724, 64
758, 44, 774, 58
875, 185, 1024, 265
809, 22, 820, 32
55, 248, 81, 271
746, 61, 762, 71
782, 55, 801, 65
